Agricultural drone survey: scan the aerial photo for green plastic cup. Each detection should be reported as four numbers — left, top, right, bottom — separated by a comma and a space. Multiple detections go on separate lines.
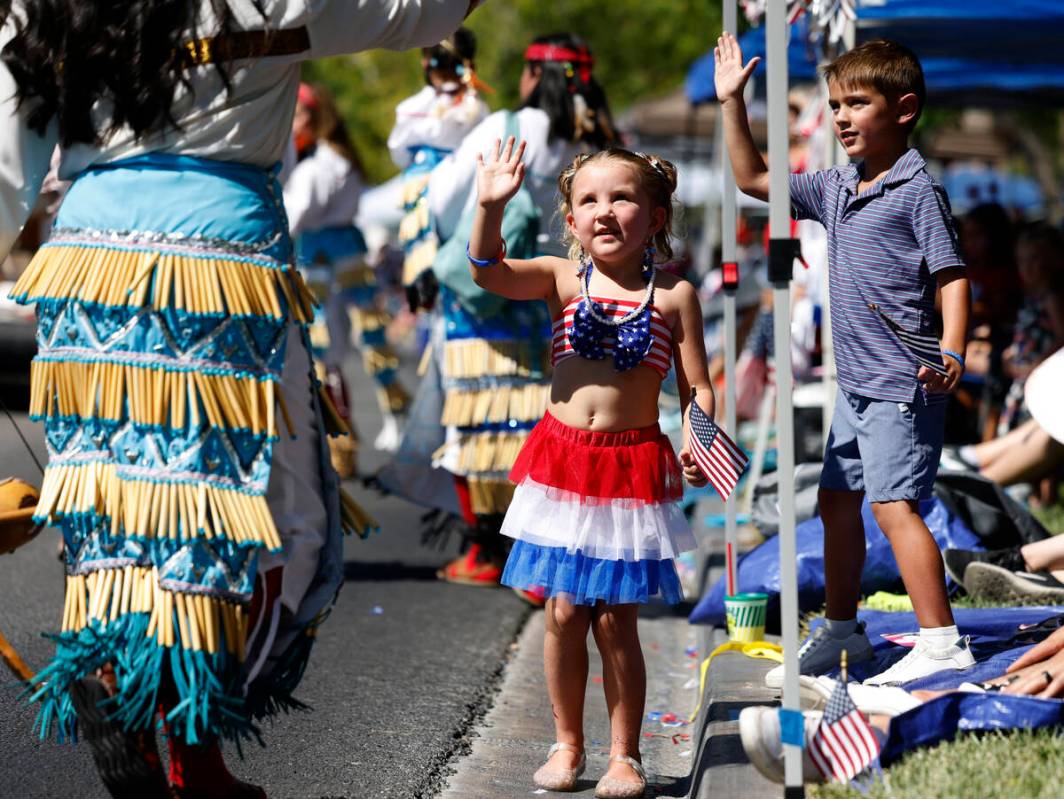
724, 592, 769, 642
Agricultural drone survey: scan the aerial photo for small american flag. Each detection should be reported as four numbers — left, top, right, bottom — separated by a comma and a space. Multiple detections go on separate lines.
809, 679, 881, 783
869, 303, 949, 378
688, 395, 749, 501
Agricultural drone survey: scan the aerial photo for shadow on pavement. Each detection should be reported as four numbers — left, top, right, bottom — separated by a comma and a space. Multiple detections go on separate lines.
343, 559, 441, 582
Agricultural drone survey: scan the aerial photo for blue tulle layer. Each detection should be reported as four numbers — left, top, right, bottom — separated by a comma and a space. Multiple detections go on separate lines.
501, 540, 683, 605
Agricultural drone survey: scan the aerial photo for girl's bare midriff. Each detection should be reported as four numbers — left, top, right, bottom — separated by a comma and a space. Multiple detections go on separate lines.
547, 349, 666, 432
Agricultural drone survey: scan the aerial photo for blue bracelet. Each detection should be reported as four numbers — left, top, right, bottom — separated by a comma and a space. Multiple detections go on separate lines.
942, 349, 965, 369
466, 240, 507, 267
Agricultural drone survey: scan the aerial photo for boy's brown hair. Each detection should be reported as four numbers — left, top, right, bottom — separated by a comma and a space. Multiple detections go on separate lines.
822, 39, 926, 131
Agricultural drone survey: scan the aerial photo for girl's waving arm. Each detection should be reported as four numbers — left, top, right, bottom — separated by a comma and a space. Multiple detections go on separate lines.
670, 280, 715, 487
468, 136, 557, 302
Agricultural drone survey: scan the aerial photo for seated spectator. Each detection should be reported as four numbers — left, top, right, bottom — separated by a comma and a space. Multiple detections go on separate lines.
944, 533, 1064, 604
997, 223, 1064, 432
956, 204, 1019, 440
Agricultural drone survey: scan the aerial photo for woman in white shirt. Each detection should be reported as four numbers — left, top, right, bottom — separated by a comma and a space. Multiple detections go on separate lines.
421, 33, 617, 595
0, 1, 473, 796
284, 83, 414, 470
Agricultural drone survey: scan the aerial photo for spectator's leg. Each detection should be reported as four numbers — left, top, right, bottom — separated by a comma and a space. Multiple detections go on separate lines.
982, 423, 1064, 486
819, 488, 867, 621
872, 499, 954, 628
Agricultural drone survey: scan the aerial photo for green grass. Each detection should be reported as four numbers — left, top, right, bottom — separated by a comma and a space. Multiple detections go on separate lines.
809, 728, 1064, 799
1031, 501, 1064, 534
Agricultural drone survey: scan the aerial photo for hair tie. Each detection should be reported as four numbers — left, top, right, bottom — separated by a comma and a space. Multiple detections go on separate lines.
635, 151, 668, 180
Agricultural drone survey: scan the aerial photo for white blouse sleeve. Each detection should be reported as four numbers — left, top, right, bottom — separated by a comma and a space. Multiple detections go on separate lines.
305, 0, 472, 60
283, 158, 329, 239
0, 19, 58, 261
427, 110, 504, 242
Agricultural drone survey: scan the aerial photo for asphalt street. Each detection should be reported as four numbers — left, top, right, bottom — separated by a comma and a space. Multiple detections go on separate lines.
0, 344, 533, 798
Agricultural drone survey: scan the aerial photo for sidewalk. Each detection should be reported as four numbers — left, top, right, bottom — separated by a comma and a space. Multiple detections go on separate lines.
437, 505, 780, 799
438, 607, 699, 798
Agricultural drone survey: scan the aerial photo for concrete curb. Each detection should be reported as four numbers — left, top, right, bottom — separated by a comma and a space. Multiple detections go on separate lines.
684, 528, 780, 798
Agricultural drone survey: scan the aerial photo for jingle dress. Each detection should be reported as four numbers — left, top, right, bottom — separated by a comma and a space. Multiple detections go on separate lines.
0, 0, 469, 744
500, 267, 697, 603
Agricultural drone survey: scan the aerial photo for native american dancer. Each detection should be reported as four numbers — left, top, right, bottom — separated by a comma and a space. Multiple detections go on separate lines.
389, 28, 489, 298
285, 82, 409, 470
0, 1, 472, 795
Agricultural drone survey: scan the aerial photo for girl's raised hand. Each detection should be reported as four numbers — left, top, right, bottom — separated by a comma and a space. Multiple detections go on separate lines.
713, 31, 760, 103
476, 136, 527, 208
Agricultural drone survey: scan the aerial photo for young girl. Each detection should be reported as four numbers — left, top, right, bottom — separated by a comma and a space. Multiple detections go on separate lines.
468, 141, 712, 797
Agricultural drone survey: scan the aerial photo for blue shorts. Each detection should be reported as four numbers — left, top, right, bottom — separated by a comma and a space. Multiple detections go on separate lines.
820, 388, 945, 503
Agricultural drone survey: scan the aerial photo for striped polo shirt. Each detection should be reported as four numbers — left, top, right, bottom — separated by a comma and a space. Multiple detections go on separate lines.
790, 149, 965, 403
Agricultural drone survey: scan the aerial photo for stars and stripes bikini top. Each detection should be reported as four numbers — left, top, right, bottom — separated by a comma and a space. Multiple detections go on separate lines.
551, 264, 674, 379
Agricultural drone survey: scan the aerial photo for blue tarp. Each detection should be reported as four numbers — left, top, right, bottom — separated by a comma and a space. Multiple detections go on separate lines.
689, 497, 982, 628
827, 606, 1064, 765
685, 0, 1064, 104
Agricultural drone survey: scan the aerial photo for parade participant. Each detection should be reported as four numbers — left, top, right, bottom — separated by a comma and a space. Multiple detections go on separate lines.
426, 33, 616, 595
716, 34, 973, 687
285, 83, 410, 467
0, 1, 476, 796
388, 27, 489, 297
468, 142, 708, 797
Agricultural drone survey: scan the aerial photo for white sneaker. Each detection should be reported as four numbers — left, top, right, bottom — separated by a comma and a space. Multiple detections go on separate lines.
863, 636, 975, 686
765, 623, 874, 689
800, 675, 922, 717
738, 706, 825, 785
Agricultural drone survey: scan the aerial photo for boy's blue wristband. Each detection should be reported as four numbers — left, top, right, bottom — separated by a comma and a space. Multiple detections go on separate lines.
942, 349, 965, 370
466, 240, 507, 267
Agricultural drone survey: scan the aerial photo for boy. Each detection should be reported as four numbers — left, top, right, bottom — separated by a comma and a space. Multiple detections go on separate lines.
715, 34, 974, 686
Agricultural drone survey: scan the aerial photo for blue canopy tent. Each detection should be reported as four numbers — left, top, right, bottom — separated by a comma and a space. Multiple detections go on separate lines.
686, 0, 1064, 105
685, 19, 818, 104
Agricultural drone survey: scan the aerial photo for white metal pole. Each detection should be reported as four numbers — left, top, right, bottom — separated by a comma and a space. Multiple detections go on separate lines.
721, 0, 739, 597
766, 0, 803, 794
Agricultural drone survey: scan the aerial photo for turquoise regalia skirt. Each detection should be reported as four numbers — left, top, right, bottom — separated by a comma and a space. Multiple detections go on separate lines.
11, 154, 370, 744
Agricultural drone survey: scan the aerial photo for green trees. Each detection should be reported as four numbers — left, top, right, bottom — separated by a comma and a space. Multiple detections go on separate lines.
303, 2, 722, 183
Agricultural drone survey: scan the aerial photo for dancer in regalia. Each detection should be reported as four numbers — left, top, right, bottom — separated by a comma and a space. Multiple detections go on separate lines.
0, 1, 473, 796
286, 83, 409, 468
389, 28, 489, 298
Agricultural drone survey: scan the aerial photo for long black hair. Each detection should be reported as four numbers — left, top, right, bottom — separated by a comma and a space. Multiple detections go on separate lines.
1, 1, 257, 147
521, 33, 615, 150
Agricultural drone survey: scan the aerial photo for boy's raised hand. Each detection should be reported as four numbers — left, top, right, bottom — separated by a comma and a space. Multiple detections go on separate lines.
714, 31, 760, 102
476, 136, 526, 209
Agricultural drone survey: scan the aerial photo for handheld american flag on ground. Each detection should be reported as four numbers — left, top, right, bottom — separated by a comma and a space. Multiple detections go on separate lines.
869, 303, 949, 378
809, 679, 881, 783
688, 392, 749, 501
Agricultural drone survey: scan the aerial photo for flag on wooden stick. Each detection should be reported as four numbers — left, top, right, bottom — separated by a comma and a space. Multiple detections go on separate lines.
808, 678, 881, 783
868, 303, 949, 377
688, 390, 749, 501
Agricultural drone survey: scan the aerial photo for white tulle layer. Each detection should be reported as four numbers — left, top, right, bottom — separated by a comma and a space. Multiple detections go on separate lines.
500, 478, 697, 562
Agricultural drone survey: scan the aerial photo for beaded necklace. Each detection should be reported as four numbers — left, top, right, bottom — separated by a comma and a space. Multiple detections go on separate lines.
577, 258, 656, 324
567, 259, 656, 372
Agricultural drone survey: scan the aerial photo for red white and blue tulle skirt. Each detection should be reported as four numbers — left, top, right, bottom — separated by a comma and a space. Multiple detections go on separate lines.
500, 412, 696, 605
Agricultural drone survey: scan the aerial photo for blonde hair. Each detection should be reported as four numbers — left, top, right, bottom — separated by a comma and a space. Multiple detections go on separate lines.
822, 39, 926, 131
557, 148, 678, 261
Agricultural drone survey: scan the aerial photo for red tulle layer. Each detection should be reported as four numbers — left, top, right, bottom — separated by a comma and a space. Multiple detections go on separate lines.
509, 412, 684, 504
